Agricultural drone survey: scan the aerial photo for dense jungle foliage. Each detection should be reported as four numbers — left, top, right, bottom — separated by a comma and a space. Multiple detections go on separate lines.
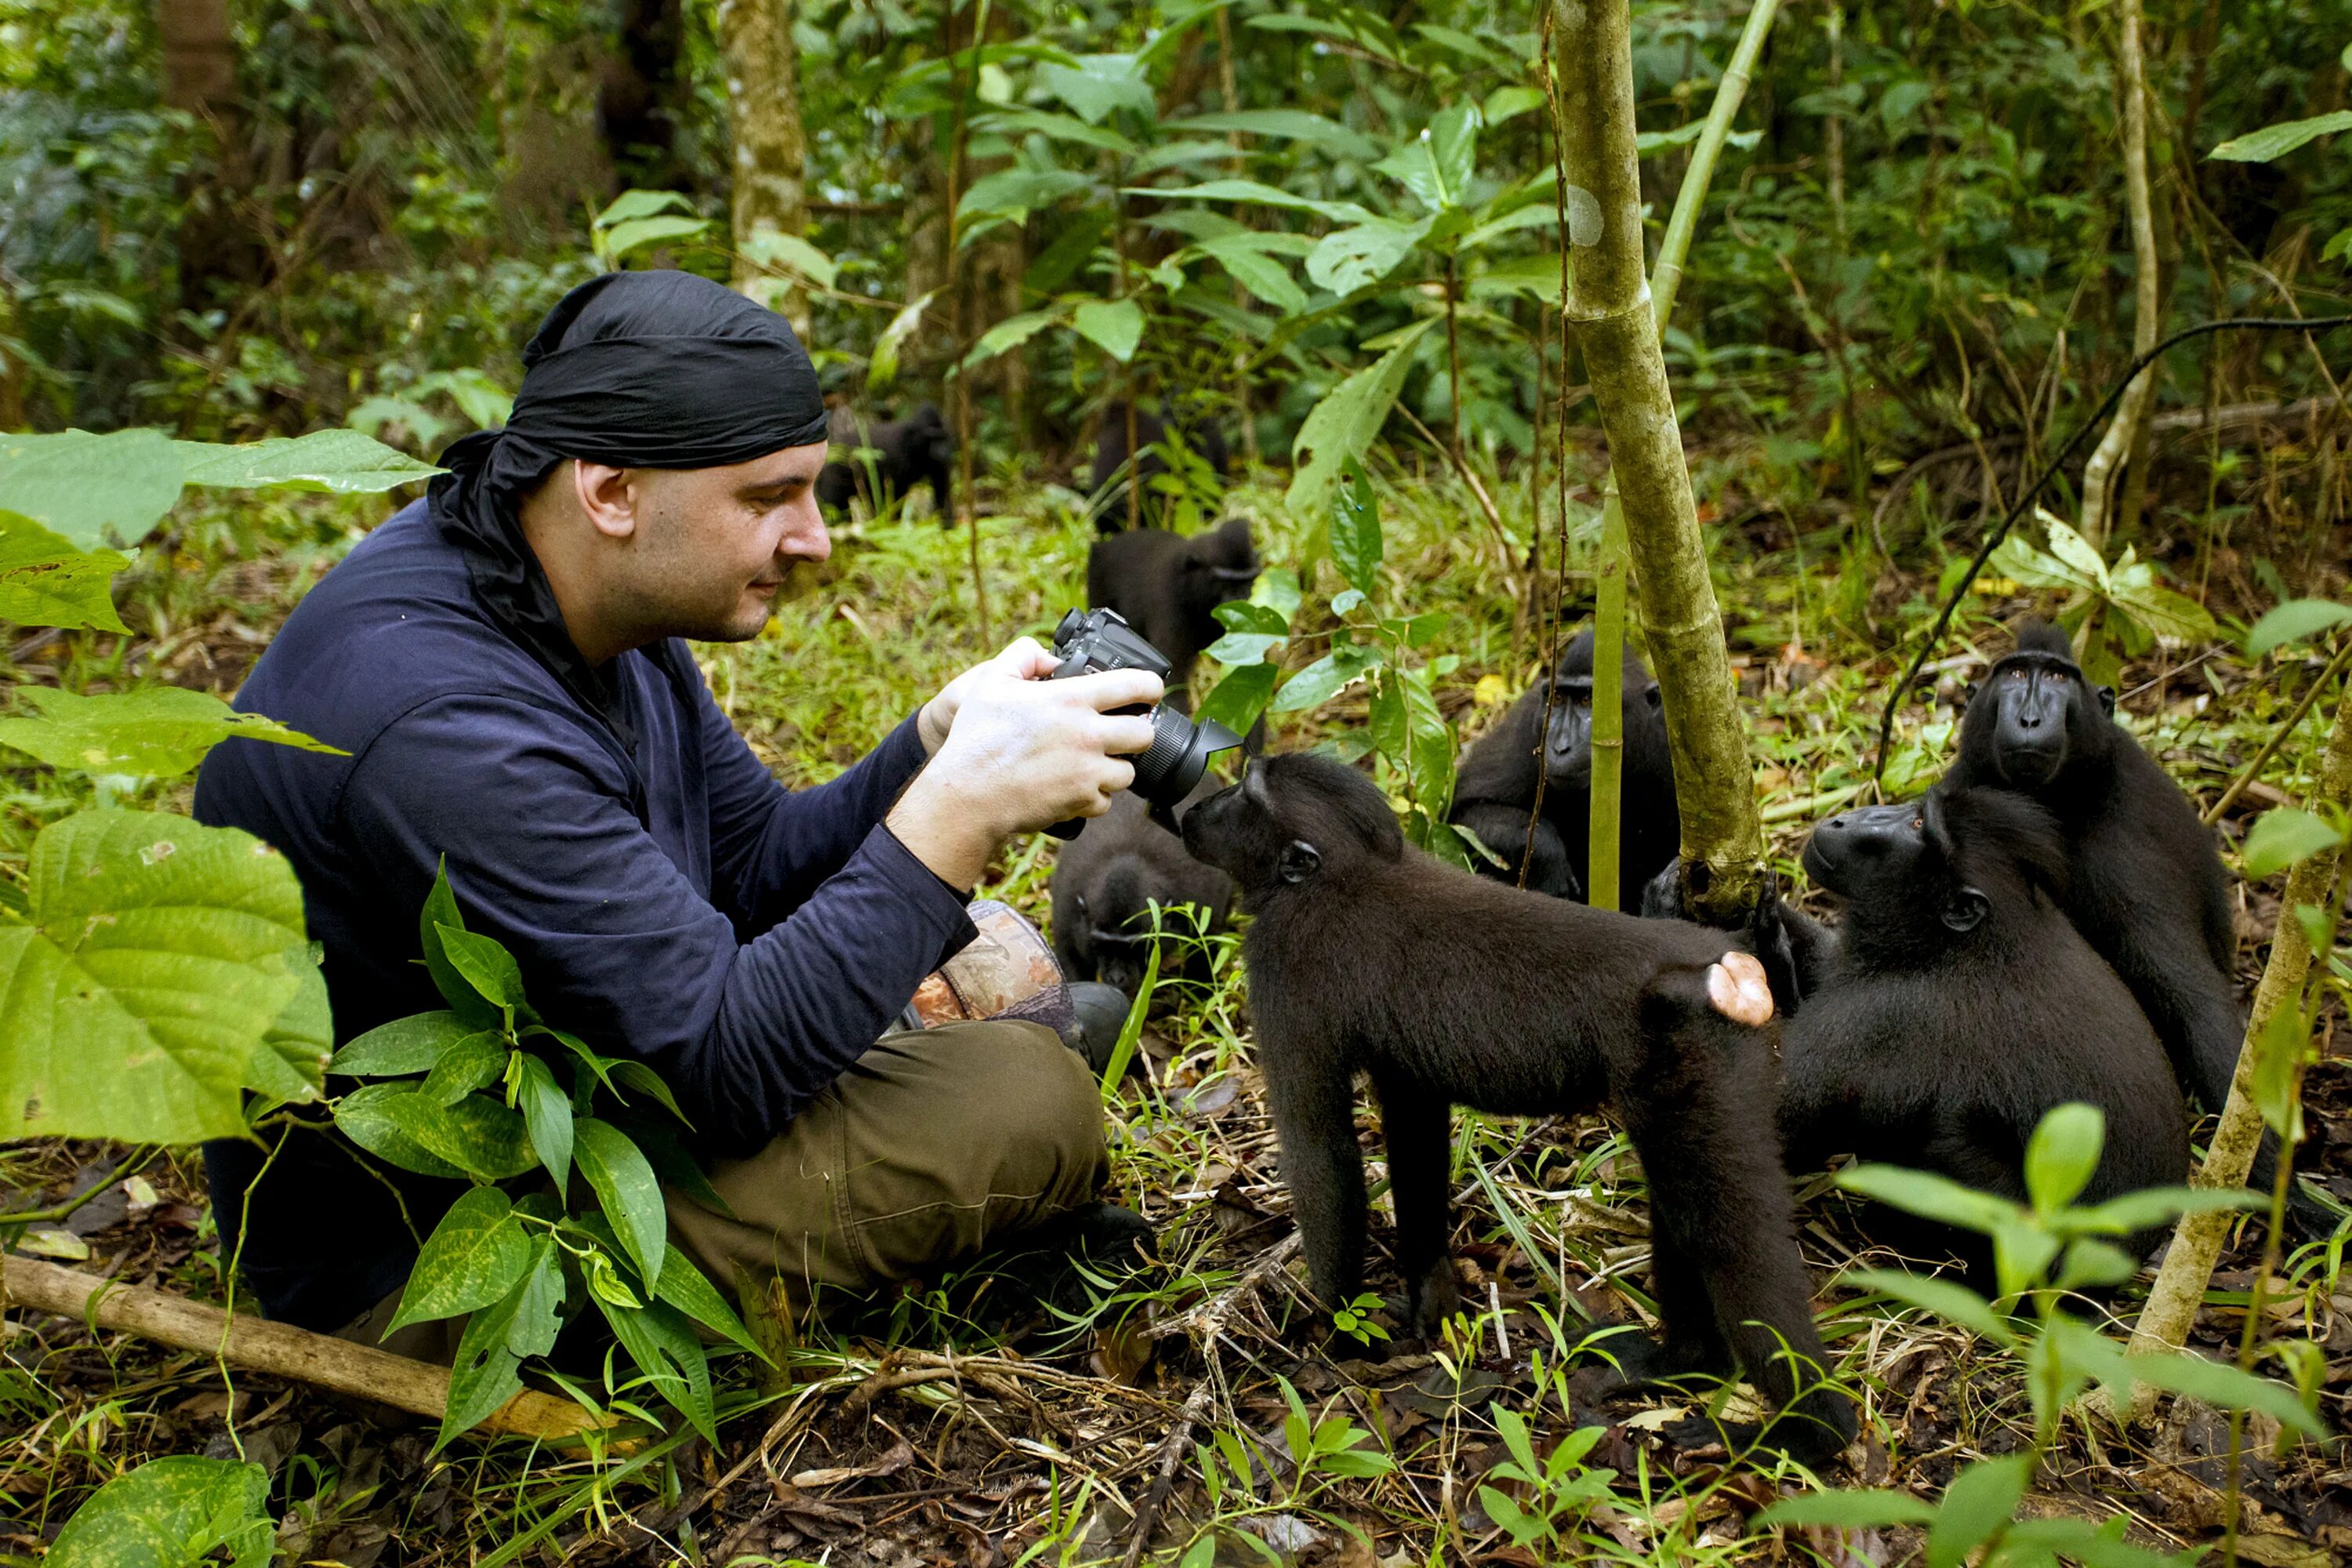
4, 0, 2352, 1564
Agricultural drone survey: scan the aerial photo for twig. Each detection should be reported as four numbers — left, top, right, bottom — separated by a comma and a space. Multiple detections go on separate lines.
2201, 637, 2352, 826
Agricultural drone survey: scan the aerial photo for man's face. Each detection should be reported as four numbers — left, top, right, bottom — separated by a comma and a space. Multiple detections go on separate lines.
623, 443, 831, 643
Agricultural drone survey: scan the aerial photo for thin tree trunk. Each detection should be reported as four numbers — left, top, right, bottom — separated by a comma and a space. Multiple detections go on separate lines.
2125, 670, 2352, 1411
2079, 0, 2161, 550
943, 0, 991, 644
1569, 0, 1777, 920
717, 0, 810, 334
158, 0, 255, 316
1824, 4, 1846, 246
1217, 5, 1258, 469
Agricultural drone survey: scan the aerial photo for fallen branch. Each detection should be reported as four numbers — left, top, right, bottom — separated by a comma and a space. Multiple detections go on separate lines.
2, 1255, 605, 1443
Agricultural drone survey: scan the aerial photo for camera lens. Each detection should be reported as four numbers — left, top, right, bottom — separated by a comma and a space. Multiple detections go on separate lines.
1133, 706, 1246, 805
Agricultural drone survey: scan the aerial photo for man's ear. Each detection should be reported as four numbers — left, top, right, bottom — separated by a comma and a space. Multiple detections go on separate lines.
1941, 884, 1990, 934
2096, 684, 2117, 717
1277, 840, 1321, 884
573, 461, 641, 541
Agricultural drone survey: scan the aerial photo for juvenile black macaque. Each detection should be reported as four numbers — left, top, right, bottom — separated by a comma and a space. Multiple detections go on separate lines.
1450, 630, 1678, 901
1090, 401, 1231, 532
1083, 517, 1259, 708
1941, 622, 2334, 1231
1780, 786, 2190, 1273
815, 404, 954, 521
1049, 782, 1234, 996
1184, 754, 1855, 1462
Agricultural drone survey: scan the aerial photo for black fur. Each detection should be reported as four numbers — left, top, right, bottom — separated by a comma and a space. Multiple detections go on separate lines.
1184, 753, 1854, 1462
1049, 782, 1235, 996
1083, 517, 1259, 708
1782, 786, 2190, 1272
1450, 630, 1678, 901
1090, 402, 1231, 532
815, 404, 954, 521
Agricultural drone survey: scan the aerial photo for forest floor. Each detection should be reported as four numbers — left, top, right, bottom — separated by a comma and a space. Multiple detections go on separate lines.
2, 456, 2350, 1567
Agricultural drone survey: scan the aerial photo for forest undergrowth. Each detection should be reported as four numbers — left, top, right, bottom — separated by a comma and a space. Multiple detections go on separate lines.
2, 425, 2347, 1568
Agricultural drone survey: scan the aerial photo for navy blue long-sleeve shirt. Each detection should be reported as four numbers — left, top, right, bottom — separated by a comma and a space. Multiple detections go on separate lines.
194, 499, 975, 1329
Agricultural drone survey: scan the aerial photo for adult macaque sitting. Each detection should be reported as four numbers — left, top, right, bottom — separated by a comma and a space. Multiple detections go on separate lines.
196, 271, 1157, 1352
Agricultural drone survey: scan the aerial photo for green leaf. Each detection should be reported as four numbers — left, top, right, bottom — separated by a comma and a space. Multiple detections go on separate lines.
1837, 1163, 2024, 1235
1271, 644, 1379, 714
1128, 178, 1376, 225
46, 1455, 274, 1568
514, 1053, 575, 1190
1072, 298, 1146, 363
2071, 1185, 2258, 1233
1285, 318, 1438, 520
1428, 103, 1479, 204
1195, 659, 1281, 737
330, 1010, 474, 1077
1037, 54, 1154, 124
2211, 110, 2352, 162
0, 810, 309, 1144
1483, 85, 1544, 125
598, 1295, 717, 1442
418, 1032, 509, 1107
1204, 631, 1285, 666
575, 1116, 667, 1287
1757, 1488, 1938, 1529
0, 687, 342, 779
2248, 1002, 2313, 1143
867, 289, 938, 394
388, 1188, 531, 1334
973, 108, 1134, 154
421, 862, 499, 1028
0, 510, 132, 633
957, 167, 1093, 224
383, 1091, 538, 1180
1193, 238, 1308, 314
1176, 109, 1381, 161
504, 1235, 566, 1358
1925, 1454, 2034, 1568
601, 213, 713, 260
2024, 1102, 2105, 1214
608, 1058, 689, 1124
962, 307, 1061, 369
2122, 1349, 2327, 1436
332, 1083, 466, 1179
595, 188, 694, 228
1305, 216, 1432, 294
1330, 459, 1382, 593
2249, 598, 2352, 655
2107, 572, 2216, 645
434, 922, 528, 1014
1843, 1268, 2018, 1346
246, 947, 330, 1105
655, 1247, 766, 1359
739, 228, 837, 289
2241, 807, 2343, 879
0, 428, 184, 550
174, 430, 441, 495
437, 1301, 523, 1451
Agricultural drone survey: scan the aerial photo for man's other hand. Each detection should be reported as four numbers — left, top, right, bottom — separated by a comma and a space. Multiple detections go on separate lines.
917, 637, 1056, 755
889, 660, 1164, 890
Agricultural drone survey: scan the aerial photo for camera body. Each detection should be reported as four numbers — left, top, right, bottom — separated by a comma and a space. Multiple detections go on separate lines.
1046, 608, 1244, 839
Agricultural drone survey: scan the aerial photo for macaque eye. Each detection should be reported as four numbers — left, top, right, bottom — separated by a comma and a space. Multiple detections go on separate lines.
1910, 816, 1922, 830
2008, 667, 2028, 681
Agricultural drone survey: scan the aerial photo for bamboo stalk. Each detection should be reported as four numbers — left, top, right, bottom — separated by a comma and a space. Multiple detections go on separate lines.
2124, 670, 2352, 1410
2, 1255, 605, 1442
1558, 0, 1772, 923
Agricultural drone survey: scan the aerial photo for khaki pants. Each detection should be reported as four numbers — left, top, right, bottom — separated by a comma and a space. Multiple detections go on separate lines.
347, 1018, 1106, 1359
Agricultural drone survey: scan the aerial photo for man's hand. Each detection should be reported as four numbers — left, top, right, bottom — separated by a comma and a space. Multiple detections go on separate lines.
890, 662, 1163, 891
916, 637, 1056, 756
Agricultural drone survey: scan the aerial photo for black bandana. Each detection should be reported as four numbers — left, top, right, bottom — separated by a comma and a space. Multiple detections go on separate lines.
425, 270, 829, 739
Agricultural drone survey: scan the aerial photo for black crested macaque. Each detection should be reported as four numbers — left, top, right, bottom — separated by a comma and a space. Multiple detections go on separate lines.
1049, 782, 1234, 996
1941, 622, 2332, 1232
1091, 401, 1231, 532
1450, 630, 1679, 902
1083, 517, 1259, 709
1782, 786, 2190, 1271
815, 403, 954, 522
1183, 754, 1855, 1463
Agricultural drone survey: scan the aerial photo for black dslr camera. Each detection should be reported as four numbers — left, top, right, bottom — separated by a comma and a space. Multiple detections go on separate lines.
1045, 607, 1245, 840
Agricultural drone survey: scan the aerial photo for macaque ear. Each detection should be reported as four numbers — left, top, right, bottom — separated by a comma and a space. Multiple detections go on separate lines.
1643, 684, 1663, 710
1941, 885, 1990, 934
1277, 840, 1322, 884
2096, 684, 2116, 717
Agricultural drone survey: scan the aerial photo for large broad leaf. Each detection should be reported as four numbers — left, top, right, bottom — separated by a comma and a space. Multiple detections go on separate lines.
1127, 178, 1375, 226
1036, 54, 1154, 124
0, 810, 308, 1143
1305, 216, 1432, 295
598, 1294, 717, 1443
956, 167, 1092, 225
383, 1091, 538, 1180
1373, 103, 1478, 211
575, 1116, 667, 1287
175, 430, 440, 494
388, 1186, 531, 1334
1924, 1454, 2035, 1568
1329, 459, 1382, 593
420, 863, 500, 1029
45, 1456, 274, 1568
0, 687, 341, 779
514, 1052, 575, 1190
1194, 659, 1281, 738
1836, 1163, 2022, 1235
595, 188, 695, 228
417, 1031, 509, 1106
962, 308, 1062, 369
1192, 237, 1309, 314
2104, 556, 2216, 644
1176, 109, 1381, 162
1071, 298, 1145, 363
2211, 111, 2352, 162
0, 428, 184, 550
333, 1083, 466, 1179
1270, 644, 1379, 714
2247, 598, 2352, 657
739, 229, 837, 290
600, 214, 713, 262
1285, 319, 1437, 520
2248, 1002, 2314, 1143
2241, 807, 2343, 880
0, 510, 132, 633
246, 949, 330, 1106
972, 108, 1135, 154
438, 1292, 524, 1451
330, 1009, 475, 1077
434, 922, 529, 1015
